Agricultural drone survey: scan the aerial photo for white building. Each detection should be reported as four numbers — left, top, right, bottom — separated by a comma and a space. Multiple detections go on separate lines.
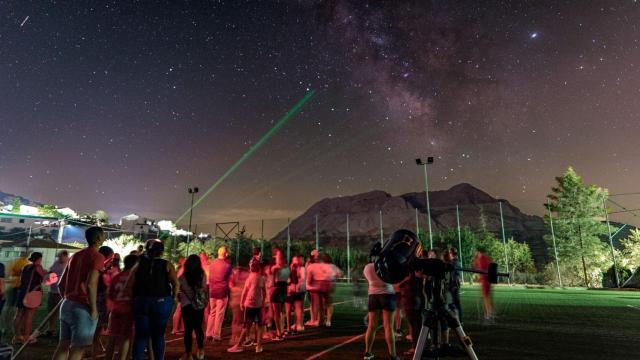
0, 212, 61, 237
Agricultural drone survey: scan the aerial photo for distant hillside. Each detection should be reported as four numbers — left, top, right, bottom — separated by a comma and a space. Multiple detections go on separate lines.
272, 183, 549, 267
0, 191, 40, 207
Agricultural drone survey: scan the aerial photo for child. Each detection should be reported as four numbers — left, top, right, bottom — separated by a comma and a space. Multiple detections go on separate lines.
227, 259, 266, 353
105, 255, 138, 360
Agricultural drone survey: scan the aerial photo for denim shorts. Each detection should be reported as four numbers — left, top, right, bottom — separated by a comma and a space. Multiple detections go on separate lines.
368, 294, 397, 312
60, 299, 98, 347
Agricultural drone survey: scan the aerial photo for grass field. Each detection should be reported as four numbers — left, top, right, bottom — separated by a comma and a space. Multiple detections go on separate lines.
14, 283, 640, 359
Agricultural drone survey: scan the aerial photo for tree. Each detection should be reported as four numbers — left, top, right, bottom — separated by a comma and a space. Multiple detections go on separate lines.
39, 204, 63, 218
620, 228, 640, 271
545, 167, 610, 287
95, 210, 110, 225
11, 198, 21, 213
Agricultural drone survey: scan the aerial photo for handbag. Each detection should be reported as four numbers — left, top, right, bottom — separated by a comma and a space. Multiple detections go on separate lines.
22, 266, 42, 309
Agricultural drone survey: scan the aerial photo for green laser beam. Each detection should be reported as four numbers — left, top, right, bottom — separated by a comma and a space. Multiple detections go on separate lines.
175, 90, 316, 224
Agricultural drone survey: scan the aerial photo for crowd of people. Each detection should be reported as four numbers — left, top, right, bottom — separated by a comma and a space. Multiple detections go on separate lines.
0, 225, 495, 360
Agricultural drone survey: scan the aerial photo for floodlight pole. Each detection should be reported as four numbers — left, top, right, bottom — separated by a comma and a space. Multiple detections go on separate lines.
315, 214, 319, 251
603, 198, 620, 287
547, 199, 563, 287
261, 219, 265, 255
186, 186, 199, 256
456, 205, 464, 284
346, 213, 351, 283
499, 201, 511, 285
415, 208, 420, 239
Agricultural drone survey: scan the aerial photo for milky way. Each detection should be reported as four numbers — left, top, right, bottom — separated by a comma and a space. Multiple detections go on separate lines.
1, 1, 640, 232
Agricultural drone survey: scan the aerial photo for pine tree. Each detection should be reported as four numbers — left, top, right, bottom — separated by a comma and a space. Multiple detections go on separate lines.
546, 167, 609, 287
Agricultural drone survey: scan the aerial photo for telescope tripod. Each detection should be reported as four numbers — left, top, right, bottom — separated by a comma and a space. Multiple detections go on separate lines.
412, 304, 477, 360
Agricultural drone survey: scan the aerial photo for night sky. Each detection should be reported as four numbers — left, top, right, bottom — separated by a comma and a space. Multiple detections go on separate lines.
2, 1, 640, 230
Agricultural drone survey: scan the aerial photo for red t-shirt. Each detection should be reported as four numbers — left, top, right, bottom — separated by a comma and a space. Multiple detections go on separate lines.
107, 269, 132, 315
63, 247, 105, 307
474, 253, 492, 284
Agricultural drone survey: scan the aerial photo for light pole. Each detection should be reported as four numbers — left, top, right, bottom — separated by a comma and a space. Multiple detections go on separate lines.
186, 186, 199, 256
416, 157, 434, 249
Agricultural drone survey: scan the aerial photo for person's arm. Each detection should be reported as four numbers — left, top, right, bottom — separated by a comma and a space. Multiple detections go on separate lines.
124, 263, 138, 297
167, 262, 180, 302
240, 279, 249, 310
58, 265, 68, 295
35, 264, 46, 277
87, 269, 100, 320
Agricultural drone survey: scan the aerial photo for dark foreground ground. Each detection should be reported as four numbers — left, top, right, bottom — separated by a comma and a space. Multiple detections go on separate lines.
14, 284, 640, 359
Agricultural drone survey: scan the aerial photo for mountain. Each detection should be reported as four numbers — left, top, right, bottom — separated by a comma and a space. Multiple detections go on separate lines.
272, 183, 548, 267
0, 191, 40, 207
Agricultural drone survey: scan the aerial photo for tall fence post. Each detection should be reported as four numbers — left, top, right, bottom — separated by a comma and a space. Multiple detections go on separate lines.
346, 213, 351, 284
499, 201, 511, 285
315, 214, 319, 251
456, 204, 464, 284
261, 219, 265, 255
236, 236, 240, 267
287, 218, 291, 263
212, 226, 217, 254
415, 208, 420, 246
603, 198, 620, 287
547, 199, 562, 287
379, 210, 384, 245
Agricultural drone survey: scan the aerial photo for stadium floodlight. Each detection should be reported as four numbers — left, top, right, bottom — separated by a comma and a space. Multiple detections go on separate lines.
415, 157, 434, 249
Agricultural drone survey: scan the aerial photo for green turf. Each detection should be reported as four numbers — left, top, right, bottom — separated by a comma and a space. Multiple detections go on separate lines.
12, 284, 640, 359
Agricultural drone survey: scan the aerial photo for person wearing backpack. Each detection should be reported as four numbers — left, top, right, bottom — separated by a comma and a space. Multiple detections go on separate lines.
285, 255, 306, 334
179, 255, 208, 360
13, 252, 45, 345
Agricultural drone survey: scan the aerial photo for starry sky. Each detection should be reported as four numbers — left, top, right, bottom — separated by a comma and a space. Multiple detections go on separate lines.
2, 0, 640, 231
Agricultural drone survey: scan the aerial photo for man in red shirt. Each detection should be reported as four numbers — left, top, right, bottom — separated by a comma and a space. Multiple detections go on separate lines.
52, 226, 106, 360
206, 246, 232, 341
473, 247, 494, 323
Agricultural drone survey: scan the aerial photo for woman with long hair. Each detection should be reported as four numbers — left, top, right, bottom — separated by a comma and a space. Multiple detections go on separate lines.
270, 248, 289, 340
13, 252, 45, 345
363, 244, 399, 360
172, 258, 187, 335
179, 254, 208, 360
128, 239, 180, 360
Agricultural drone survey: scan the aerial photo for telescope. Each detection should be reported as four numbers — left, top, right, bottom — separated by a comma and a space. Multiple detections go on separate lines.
374, 229, 509, 360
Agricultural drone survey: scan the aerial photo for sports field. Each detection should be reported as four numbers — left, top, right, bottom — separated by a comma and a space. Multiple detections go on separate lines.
15, 284, 640, 359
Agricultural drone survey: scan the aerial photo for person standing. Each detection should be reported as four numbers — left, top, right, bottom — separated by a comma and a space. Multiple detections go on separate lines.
229, 260, 250, 345
285, 255, 306, 334
13, 252, 46, 345
206, 246, 232, 342
363, 244, 398, 360
179, 254, 208, 360
227, 259, 266, 354
1, 254, 29, 341
129, 239, 180, 360
270, 248, 289, 340
45, 250, 69, 337
314, 254, 342, 327
304, 250, 319, 327
105, 254, 138, 360
447, 247, 463, 323
52, 226, 106, 360
473, 247, 494, 323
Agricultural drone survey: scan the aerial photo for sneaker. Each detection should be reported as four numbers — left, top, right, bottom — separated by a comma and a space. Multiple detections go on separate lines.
242, 340, 256, 347
255, 346, 264, 353
262, 333, 274, 340
272, 336, 284, 342
363, 352, 374, 360
325, 320, 332, 327
227, 345, 244, 353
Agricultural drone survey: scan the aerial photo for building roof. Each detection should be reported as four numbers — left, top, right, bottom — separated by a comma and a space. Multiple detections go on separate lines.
0, 238, 79, 250
0, 212, 60, 220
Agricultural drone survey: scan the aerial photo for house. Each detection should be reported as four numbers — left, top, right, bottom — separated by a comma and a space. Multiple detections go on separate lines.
0, 238, 79, 269
0, 212, 61, 240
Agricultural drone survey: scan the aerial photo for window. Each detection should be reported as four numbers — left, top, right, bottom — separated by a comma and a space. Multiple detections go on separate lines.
19, 219, 25, 223
0, 218, 12, 223
0, 226, 5, 231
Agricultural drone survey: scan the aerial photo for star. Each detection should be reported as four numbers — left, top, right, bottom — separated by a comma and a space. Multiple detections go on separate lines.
530, 32, 539, 39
